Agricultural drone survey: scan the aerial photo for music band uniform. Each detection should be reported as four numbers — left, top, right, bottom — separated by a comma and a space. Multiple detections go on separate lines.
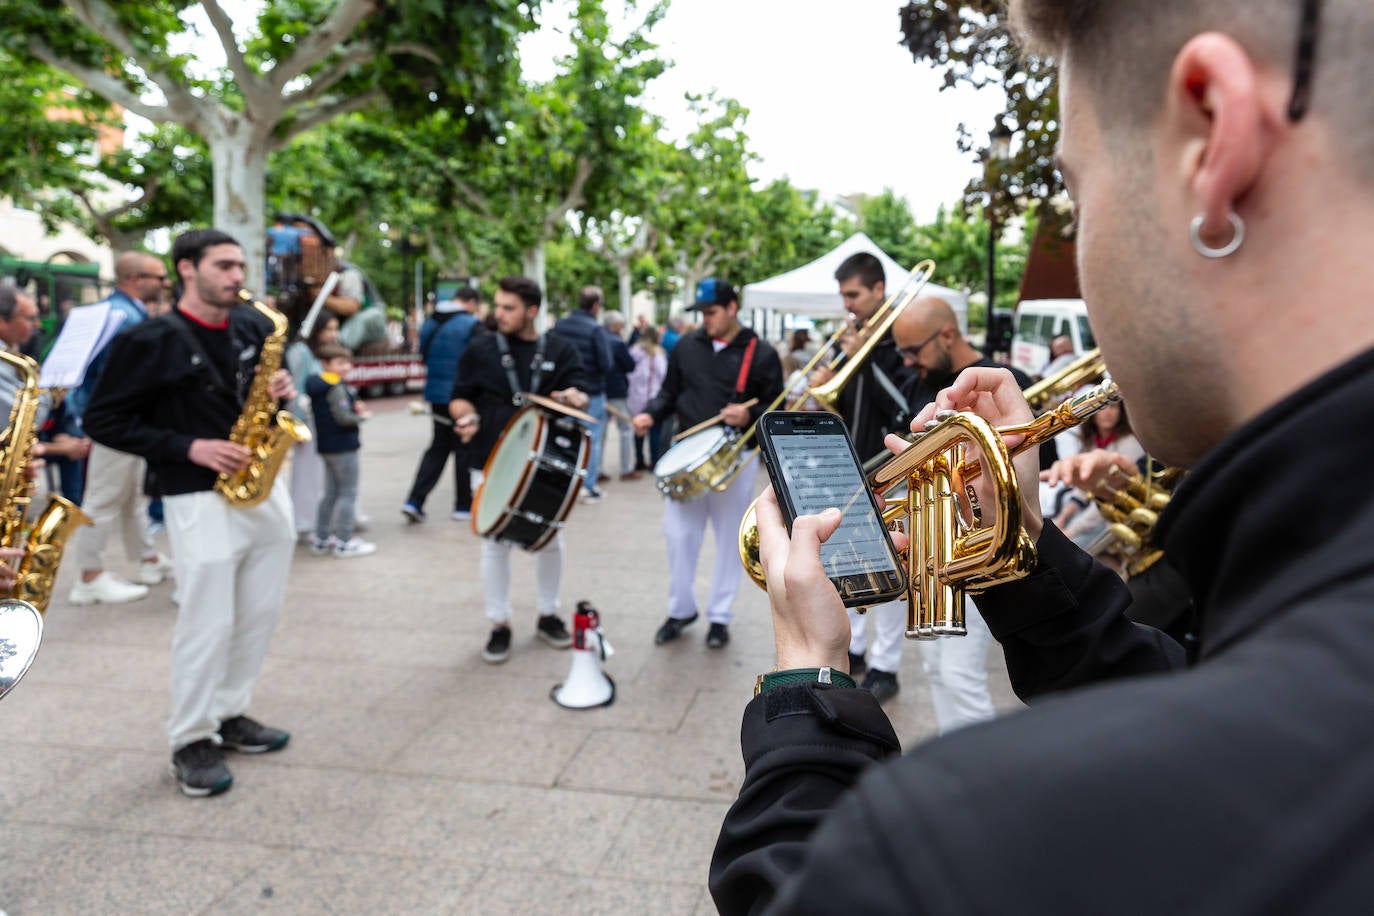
82, 303, 294, 756
642, 280, 783, 643
451, 328, 586, 634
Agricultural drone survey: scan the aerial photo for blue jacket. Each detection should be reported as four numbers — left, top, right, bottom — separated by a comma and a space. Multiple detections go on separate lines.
67, 289, 149, 426
419, 311, 478, 404
552, 310, 611, 395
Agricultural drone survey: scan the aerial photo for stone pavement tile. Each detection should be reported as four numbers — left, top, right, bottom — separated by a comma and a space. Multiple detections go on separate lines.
387, 709, 593, 787
254, 654, 430, 709
16, 637, 170, 694
210, 848, 482, 915
0, 821, 271, 915
0, 682, 165, 752
240, 693, 445, 772
557, 723, 742, 803
386, 665, 702, 736
266, 619, 470, 669
367, 780, 639, 872
453, 868, 701, 916
0, 744, 108, 808
40, 594, 179, 647
694, 888, 718, 914
597, 797, 732, 885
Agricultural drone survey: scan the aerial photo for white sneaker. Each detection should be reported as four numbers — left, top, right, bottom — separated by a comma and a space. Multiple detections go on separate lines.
135, 552, 175, 585
69, 572, 150, 606
451, 510, 471, 521
333, 537, 377, 558
309, 536, 336, 556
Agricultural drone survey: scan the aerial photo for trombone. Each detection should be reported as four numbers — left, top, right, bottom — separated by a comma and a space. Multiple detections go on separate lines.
738, 380, 1123, 638
705, 260, 937, 492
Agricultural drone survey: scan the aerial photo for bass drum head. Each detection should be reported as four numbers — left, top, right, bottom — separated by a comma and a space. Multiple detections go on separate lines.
474, 408, 541, 536
655, 427, 729, 476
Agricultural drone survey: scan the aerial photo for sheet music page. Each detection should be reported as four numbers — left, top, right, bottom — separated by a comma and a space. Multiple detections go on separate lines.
38, 304, 126, 389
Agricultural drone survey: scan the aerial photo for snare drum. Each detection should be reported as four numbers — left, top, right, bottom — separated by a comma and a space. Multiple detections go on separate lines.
473, 405, 590, 551
653, 427, 749, 500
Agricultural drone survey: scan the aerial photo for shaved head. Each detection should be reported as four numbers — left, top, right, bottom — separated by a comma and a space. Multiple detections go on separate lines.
895, 297, 959, 340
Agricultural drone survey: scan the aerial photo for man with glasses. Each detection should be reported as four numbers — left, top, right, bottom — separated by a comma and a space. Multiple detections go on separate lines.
66, 251, 174, 606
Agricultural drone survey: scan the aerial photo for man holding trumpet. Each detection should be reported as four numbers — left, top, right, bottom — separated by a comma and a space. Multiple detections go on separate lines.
712, 0, 1374, 910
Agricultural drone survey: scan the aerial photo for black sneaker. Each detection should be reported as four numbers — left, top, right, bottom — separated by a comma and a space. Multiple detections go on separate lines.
401, 503, 425, 523
170, 738, 233, 797
219, 715, 290, 753
705, 622, 730, 649
861, 669, 900, 704
536, 614, 573, 648
483, 626, 512, 663
848, 651, 867, 677
654, 613, 698, 645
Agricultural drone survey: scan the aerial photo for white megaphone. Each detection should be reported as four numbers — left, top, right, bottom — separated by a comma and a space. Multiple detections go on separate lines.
551, 601, 615, 709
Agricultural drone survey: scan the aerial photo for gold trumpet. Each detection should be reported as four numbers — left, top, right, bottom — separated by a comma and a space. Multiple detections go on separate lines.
705, 260, 937, 492
739, 380, 1123, 638
1022, 348, 1105, 412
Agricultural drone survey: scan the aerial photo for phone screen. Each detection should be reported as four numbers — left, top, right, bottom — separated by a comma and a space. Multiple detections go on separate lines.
760, 412, 905, 606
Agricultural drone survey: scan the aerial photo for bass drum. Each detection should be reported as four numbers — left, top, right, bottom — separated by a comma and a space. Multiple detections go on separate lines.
473, 405, 589, 551
653, 427, 748, 501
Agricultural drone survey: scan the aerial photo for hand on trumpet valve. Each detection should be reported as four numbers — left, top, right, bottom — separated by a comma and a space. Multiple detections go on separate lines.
904, 367, 1045, 542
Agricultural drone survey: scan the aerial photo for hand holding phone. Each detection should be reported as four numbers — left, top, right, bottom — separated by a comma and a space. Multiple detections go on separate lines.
757, 411, 907, 608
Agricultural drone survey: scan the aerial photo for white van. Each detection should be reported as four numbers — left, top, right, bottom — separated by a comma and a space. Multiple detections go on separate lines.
1010, 299, 1096, 377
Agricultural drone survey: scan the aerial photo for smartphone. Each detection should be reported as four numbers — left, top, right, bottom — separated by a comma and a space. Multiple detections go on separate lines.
756, 411, 907, 608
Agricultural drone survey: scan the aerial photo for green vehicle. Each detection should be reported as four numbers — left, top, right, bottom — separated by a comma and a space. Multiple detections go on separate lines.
0, 257, 109, 357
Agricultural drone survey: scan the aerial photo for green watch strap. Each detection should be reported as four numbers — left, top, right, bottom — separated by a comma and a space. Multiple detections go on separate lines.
754, 667, 857, 696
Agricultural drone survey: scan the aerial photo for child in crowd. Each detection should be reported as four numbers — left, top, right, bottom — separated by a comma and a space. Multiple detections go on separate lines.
306, 343, 375, 557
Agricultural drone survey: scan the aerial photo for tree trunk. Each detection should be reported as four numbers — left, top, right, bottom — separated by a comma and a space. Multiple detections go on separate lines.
616, 261, 633, 318
208, 119, 269, 294
522, 242, 549, 328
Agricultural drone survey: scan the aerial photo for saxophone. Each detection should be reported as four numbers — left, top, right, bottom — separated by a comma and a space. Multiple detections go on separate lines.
214, 291, 313, 508
0, 350, 92, 614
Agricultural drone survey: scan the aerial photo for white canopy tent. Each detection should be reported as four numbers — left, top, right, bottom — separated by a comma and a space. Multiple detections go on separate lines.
741, 231, 969, 331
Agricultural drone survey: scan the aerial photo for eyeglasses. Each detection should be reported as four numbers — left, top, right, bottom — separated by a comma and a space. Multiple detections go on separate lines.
897, 329, 941, 361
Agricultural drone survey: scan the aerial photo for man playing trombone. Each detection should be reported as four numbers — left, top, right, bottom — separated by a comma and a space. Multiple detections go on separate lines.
712, 0, 1374, 910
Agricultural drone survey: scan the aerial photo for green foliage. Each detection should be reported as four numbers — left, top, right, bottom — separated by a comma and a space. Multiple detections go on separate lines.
898, 1, 1061, 225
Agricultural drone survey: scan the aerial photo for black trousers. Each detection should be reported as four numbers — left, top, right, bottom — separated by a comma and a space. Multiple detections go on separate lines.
406, 402, 473, 511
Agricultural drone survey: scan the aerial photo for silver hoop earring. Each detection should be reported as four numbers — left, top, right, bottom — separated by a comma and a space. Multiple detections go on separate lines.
1190, 212, 1245, 259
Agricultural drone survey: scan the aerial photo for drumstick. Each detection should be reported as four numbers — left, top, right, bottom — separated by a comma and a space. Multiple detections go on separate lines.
673, 398, 759, 442
606, 403, 633, 423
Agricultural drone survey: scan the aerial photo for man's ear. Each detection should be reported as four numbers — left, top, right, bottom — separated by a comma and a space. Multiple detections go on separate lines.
1167, 32, 1277, 241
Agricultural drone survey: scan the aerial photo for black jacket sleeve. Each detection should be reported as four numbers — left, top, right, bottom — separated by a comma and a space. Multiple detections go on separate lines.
82, 326, 197, 463
976, 521, 1187, 700
710, 684, 901, 915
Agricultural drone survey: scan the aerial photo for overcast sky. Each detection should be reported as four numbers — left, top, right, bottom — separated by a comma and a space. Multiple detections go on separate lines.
522, 0, 1007, 222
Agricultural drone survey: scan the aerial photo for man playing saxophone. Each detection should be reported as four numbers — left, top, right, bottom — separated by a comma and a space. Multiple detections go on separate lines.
83, 229, 296, 798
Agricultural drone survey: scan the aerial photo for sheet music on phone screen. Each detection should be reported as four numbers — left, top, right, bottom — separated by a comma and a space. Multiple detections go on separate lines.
759, 412, 905, 606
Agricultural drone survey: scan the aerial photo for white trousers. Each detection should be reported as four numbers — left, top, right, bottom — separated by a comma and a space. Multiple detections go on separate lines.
663, 459, 757, 625
847, 599, 907, 674
289, 418, 323, 535
471, 468, 563, 625
75, 442, 155, 571
917, 597, 996, 734
164, 480, 294, 751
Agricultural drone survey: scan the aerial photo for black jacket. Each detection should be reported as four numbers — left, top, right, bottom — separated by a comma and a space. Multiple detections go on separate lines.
645, 326, 783, 430
551, 310, 611, 395
605, 335, 635, 399
83, 306, 273, 496
711, 346, 1374, 914
450, 331, 586, 465
832, 337, 914, 464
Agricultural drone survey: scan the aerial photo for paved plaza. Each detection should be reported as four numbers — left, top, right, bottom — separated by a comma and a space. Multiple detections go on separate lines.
1, 398, 1020, 914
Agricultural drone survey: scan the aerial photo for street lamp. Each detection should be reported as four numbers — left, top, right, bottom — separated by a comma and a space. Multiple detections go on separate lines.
985, 117, 1014, 357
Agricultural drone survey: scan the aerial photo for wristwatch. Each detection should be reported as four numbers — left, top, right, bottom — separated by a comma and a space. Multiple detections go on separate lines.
754, 667, 857, 697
